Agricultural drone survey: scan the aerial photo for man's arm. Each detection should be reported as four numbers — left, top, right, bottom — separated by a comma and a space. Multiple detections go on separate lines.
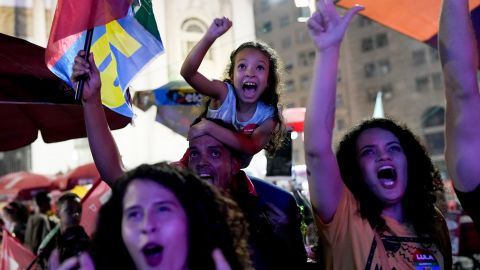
72, 51, 125, 186
188, 118, 276, 156
439, 0, 480, 192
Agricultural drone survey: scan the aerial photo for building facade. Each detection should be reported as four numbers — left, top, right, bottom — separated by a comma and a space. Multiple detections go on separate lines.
254, 0, 447, 177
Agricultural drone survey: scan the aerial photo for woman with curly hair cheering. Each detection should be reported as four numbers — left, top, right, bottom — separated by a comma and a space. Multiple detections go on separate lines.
49, 163, 251, 270
304, 1, 452, 269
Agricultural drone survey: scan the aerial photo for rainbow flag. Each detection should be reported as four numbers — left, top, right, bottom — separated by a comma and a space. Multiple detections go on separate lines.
45, 0, 164, 117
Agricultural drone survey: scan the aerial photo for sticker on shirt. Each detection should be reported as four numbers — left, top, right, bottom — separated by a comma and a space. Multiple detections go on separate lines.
412, 249, 440, 270
241, 124, 258, 136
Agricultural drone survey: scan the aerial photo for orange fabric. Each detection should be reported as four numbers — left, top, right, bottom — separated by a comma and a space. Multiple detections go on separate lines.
337, 0, 480, 41
316, 188, 445, 270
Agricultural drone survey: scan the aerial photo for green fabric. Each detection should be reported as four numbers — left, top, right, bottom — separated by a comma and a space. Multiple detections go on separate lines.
38, 223, 60, 251
132, 0, 161, 41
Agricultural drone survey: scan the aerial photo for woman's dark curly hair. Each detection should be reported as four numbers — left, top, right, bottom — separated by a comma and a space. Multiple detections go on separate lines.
336, 118, 444, 243
90, 162, 252, 270
209, 40, 287, 156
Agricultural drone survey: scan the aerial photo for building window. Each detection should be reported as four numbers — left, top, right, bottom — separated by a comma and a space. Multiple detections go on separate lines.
429, 47, 439, 62
308, 50, 316, 62
298, 51, 313, 67
259, 0, 270, 13
284, 63, 294, 73
382, 84, 394, 100
415, 76, 430, 91
261, 21, 272, 33
279, 15, 290, 27
296, 30, 309, 44
358, 16, 372, 27
300, 97, 308, 107
185, 24, 203, 33
364, 62, 375, 78
336, 119, 346, 131
377, 59, 391, 75
424, 132, 445, 155
435, 160, 449, 179
367, 84, 394, 103
422, 106, 445, 127
336, 94, 344, 107
361, 37, 374, 52
376, 33, 388, 48
431, 73, 443, 91
422, 106, 445, 156
182, 18, 209, 59
300, 75, 310, 90
14, 7, 28, 39
412, 49, 427, 66
285, 80, 295, 92
281, 36, 292, 49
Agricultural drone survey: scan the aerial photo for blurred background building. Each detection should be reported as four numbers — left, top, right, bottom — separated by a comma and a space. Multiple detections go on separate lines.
0, 0, 448, 179
0, 0, 256, 175
253, 0, 448, 178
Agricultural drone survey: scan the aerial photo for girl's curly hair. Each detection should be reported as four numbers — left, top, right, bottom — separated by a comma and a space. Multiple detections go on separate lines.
90, 162, 252, 270
336, 118, 444, 245
221, 40, 287, 156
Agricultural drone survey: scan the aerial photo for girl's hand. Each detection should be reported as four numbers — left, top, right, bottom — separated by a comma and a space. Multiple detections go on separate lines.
188, 118, 212, 141
307, 0, 364, 51
71, 50, 101, 104
206, 17, 232, 40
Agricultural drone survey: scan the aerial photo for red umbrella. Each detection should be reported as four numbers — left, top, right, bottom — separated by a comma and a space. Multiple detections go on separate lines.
0, 33, 131, 151
0, 172, 55, 201
283, 107, 306, 132
54, 163, 100, 190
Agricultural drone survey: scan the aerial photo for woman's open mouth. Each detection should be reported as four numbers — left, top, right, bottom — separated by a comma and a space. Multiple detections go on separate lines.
377, 166, 397, 188
142, 243, 164, 267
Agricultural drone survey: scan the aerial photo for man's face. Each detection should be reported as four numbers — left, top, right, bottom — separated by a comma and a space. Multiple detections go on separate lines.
58, 201, 82, 229
188, 135, 240, 191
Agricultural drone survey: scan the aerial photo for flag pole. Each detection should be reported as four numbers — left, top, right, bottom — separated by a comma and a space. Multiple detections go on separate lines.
75, 28, 94, 101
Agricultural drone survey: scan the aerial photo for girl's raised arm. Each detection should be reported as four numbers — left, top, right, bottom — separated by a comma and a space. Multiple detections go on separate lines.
181, 17, 232, 102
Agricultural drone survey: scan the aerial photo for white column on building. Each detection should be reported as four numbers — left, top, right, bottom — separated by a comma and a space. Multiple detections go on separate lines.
231, 0, 255, 46
32, 0, 47, 46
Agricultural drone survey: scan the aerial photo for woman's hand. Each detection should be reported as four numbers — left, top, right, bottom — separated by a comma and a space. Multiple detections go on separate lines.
307, 0, 364, 51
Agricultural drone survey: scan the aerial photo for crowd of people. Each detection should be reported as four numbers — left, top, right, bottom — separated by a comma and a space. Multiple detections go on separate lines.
1, 0, 480, 269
